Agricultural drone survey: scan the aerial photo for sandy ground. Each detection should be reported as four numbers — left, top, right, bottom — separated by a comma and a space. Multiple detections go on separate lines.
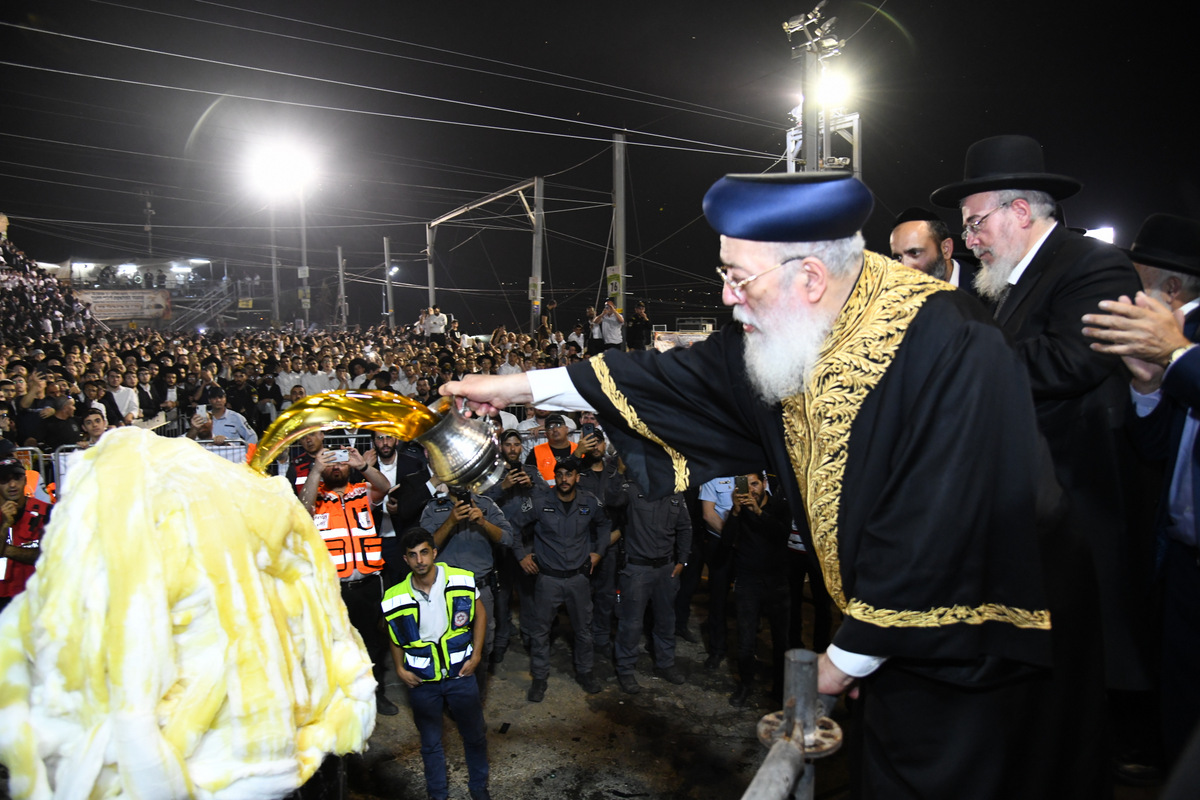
344, 612, 853, 800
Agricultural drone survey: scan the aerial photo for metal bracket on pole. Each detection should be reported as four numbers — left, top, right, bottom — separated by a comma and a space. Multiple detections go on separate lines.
741, 650, 842, 800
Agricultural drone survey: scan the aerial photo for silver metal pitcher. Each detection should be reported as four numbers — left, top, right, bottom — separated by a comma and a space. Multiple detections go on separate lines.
415, 398, 506, 494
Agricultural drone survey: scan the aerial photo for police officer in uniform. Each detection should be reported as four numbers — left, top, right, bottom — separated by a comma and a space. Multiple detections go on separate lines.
505, 456, 612, 701
577, 430, 623, 661
483, 429, 543, 665
605, 478, 692, 694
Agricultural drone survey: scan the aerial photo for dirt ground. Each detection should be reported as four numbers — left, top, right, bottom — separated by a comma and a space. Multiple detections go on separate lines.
345, 607, 854, 800
339, 593, 1165, 800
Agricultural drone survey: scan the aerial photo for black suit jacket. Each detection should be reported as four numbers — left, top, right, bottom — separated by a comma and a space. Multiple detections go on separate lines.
997, 222, 1149, 690
386, 466, 436, 537
137, 384, 163, 417
953, 259, 982, 300
1129, 309, 1200, 554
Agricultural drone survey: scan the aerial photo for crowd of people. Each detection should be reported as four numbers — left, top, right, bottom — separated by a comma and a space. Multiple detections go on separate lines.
0, 216, 831, 800
0, 214, 90, 344
5, 131, 1200, 799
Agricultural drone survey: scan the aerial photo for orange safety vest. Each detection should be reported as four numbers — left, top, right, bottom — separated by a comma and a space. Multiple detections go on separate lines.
312, 483, 383, 579
532, 441, 577, 487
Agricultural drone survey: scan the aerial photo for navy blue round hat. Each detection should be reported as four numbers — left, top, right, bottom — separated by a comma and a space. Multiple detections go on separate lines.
703, 172, 874, 242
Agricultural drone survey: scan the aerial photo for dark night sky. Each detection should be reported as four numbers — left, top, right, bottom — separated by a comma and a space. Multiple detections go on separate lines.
0, 0, 1194, 330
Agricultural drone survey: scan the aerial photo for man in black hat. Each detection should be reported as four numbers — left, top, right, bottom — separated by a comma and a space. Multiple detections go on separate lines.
1082, 213, 1200, 768
888, 207, 980, 297
443, 171, 1071, 798
933, 136, 1149, 708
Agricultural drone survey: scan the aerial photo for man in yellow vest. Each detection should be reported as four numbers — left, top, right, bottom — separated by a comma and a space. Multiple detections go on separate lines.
383, 528, 491, 800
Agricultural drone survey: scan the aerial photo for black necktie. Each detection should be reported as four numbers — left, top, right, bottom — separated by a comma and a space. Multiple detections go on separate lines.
992, 284, 1013, 320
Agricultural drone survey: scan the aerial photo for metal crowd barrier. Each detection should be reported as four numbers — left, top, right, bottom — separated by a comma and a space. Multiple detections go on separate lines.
51, 445, 86, 496
154, 411, 188, 439
14, 446, 50, 500
195, 438, 251, 465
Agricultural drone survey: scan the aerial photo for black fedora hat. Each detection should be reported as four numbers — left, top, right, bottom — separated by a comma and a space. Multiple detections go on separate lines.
930, 135, 1082, 207
1124, 214, 1200, 277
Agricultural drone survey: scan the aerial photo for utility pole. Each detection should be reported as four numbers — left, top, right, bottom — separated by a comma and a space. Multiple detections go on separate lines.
529, 176, 545, 334
269, 205, 280, 324
299, 194, 309, 328
425, 227, 436, 310
613, 133, 626, 317
383, 237, 395, 330
141, 191, 155, 256
336, 245, 347, 332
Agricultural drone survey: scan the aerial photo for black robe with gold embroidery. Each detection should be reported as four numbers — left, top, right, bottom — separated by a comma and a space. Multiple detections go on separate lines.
568, 253, 1112, 798
568, 253, 1055, 672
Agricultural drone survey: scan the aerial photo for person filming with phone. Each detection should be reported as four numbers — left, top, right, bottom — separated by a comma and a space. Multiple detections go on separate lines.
301, 444, 398, 716
185, 387, 257, 445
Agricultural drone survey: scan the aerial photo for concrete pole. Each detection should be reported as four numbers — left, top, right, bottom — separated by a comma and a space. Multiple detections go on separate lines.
529, 176, 545, 334
426, 225, 437, 309
383, 237, 395, 330
300, 193, 309, 328
614, 132, 626, 319
269, 205, 279, 325
336, 245, 346, 332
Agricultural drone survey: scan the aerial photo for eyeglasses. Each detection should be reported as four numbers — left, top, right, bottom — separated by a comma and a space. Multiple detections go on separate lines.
961, 202, 1011, 240
715, 257, 800, 296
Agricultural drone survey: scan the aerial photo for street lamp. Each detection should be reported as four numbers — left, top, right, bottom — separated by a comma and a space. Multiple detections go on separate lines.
246, 140, 317, 327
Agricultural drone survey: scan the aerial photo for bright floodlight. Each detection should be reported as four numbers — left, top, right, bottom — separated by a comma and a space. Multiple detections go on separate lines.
815, 71, 851, 108
247, 140, 317, 200
1085, 226, 1115, 244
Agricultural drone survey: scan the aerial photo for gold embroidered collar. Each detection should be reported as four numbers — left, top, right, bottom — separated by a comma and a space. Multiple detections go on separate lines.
781, 253, 1046, 630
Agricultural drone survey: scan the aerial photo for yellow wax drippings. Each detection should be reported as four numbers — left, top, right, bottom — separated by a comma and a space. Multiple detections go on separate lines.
0, 427, 376, 799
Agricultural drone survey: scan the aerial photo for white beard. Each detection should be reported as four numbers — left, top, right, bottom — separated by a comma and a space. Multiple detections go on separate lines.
972, 251, 1019, 301
736, 302, 835, 405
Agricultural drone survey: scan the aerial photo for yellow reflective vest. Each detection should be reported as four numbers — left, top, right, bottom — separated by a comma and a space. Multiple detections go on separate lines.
381, 563, 476, 682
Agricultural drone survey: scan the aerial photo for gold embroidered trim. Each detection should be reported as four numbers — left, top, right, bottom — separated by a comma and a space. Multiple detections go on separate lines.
783, 252, 951, 611
844, 599, 1051, 630
590, 354, 690, 492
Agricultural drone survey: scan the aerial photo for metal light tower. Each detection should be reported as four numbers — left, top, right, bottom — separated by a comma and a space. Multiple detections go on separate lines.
782, 3, 860, 178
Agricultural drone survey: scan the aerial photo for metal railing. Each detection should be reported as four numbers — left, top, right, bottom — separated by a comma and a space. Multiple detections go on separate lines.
13, 446, 50, 500
51, 445, 85, 494
170, 281, 233, 331
194, 438, 251, 465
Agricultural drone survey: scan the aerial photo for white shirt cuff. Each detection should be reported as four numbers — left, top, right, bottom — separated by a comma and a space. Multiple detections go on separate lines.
826, 643, 886, 678
1130, 385, 1162, 418
526, 367, 595, 412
